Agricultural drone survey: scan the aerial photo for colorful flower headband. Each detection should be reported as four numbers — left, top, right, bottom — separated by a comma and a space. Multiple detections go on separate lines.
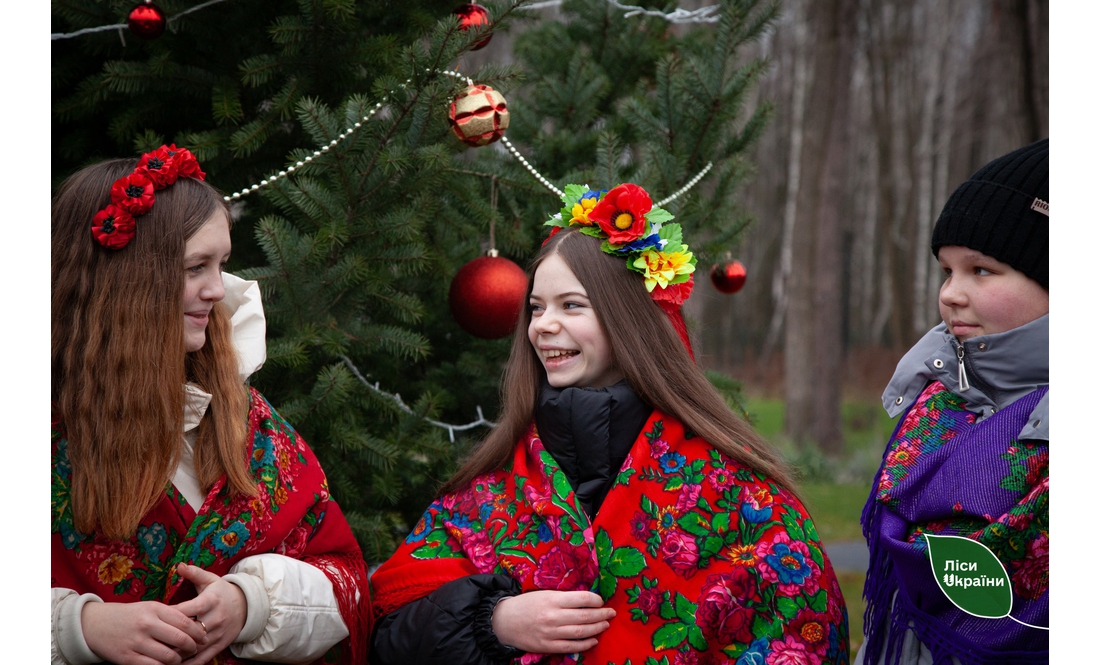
91, 144, 206, 250
544, 183, 697, 305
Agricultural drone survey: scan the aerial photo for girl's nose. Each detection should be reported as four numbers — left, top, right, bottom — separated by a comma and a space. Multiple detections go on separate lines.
203, 273, 227, 303
939, 277, 967, 307
532, 309, 559, 334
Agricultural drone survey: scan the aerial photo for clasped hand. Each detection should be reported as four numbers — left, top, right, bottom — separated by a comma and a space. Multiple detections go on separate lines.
81, 563, 247, 665
491, 590, 616, 653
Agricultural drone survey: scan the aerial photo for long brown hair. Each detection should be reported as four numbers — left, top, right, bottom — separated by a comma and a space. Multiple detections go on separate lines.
440, 227, 798, 496
52, 158, 254, 540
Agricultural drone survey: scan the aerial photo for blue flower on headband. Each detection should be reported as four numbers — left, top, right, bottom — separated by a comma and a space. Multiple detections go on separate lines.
609, 233, 663, 254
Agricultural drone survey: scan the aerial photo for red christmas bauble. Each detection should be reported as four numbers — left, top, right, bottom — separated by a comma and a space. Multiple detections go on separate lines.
448, 84, 509, 147
128, 2, 166, 40
449, 255, 528, 339
710, 260, 747, 294
453, 3, 492, 50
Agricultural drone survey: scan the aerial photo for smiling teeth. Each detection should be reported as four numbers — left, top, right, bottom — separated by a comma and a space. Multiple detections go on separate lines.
545, 349, 578, 358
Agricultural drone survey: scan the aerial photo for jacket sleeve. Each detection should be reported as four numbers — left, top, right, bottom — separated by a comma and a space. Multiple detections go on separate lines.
223, 553, 350, 663
370, 574, 523, 665
51, 588, 103, 665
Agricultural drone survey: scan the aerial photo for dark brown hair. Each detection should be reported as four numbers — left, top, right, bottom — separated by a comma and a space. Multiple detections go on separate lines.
440, 227, 797, 496
52, 158, 254, 539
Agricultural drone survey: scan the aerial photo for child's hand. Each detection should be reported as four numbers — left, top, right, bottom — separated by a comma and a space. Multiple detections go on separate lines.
173, 563, 248, 665
491, 590, 615, 653
81, 599, 208, 665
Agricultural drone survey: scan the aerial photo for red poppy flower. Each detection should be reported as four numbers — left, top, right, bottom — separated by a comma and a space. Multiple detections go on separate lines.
91, 205, 137, 249
588, 183, 652, 244
110, 172, 156, 215
137, 146, 180, 189
170, 147, 206, 181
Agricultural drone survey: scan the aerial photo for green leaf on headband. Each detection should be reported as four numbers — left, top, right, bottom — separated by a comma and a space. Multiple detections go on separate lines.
646, 207, 674, 227
658, 223, 684, 247
578, 226, 604, 239
562, 183, 589, 206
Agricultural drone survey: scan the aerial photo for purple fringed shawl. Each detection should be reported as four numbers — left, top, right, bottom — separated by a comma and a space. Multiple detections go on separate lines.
861, 381, 1048, 665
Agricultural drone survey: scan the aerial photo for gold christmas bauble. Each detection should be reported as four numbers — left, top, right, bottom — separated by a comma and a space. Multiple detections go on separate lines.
448, 84, 509, 147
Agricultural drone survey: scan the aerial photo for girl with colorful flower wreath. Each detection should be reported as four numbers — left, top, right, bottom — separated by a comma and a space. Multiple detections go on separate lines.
51, 153, 370, 665
370, 184, 850, 665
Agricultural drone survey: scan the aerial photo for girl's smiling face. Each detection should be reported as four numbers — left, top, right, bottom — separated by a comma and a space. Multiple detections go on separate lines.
528, 253, 624, 389
182, 211, 232, 352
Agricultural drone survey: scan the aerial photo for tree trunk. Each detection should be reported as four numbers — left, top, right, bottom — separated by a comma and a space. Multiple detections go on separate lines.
761, 0, 811, 365
811, 0, 857, 455
785, 0, 844, 448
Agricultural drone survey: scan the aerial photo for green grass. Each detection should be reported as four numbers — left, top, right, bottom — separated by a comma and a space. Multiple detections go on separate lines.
742, 397, 896, 659
801, 482, 873, 542
837, 571, 866, 656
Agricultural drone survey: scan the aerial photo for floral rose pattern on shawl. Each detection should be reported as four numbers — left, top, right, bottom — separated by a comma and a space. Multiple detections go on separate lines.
372, 411, 849, 664
860, 381, 1048, 664
51, 388, 370, 665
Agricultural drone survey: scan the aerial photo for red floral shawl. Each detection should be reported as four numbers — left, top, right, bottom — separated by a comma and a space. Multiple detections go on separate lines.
51, 388, 371, 665
372, 411, 850, 664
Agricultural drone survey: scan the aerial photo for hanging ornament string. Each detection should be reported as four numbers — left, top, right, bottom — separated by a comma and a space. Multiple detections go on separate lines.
51, 0, 230, 41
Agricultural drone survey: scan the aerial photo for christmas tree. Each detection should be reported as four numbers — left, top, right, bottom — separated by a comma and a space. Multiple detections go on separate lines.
52, 0, 778, 562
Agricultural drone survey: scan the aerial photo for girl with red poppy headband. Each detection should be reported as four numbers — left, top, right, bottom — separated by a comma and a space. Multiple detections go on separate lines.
52, 151, 370, 665
370, 183, 850, 665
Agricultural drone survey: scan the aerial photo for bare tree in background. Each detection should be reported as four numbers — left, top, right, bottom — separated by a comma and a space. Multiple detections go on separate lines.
694, 0, 1047, 452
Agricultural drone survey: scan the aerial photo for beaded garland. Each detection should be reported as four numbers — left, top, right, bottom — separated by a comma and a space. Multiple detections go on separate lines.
222, 69, 712, 208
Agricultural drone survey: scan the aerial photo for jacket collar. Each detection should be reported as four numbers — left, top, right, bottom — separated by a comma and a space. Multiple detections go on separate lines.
882, 315, 1048, 434
184, 272, 267, 429
535, 380, 652, 518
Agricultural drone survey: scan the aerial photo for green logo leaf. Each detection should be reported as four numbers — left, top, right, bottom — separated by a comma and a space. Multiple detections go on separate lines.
925, 534, 1012, 618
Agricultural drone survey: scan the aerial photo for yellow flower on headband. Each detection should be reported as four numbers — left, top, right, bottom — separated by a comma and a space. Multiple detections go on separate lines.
633, 247, 696, 292
569, 196, 600, 225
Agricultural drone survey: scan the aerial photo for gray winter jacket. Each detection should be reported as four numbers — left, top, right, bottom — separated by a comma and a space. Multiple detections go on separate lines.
881, 314, 1048, 442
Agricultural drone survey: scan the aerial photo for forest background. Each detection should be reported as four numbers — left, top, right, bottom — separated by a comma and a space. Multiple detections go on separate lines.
50, 0, 1047, 603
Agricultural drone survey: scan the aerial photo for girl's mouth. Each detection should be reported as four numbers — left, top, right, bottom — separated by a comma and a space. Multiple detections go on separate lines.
543, 349, 579, 367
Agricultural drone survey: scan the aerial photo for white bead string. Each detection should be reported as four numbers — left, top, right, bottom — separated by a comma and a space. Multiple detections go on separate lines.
499, 136, 565, 199
224, 70, 470, 202
655, 161, 714, 207
223, 68, 712, 206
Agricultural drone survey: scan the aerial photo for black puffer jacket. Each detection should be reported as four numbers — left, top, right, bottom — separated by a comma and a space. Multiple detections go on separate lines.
369, 380, 651, 665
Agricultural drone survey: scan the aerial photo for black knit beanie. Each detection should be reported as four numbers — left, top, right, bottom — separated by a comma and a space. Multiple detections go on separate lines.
931, 138, 1048, 289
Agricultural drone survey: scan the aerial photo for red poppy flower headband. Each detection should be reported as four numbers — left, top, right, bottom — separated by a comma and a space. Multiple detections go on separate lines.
91, 145, 207, 250
544, 183, 698, 306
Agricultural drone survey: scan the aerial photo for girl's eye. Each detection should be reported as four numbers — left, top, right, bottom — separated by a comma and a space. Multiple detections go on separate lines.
563, 301, 582, 309
187, 264, 203, 274
975, 267, 992, 276
528, 303, 543, 313
220, 261, 229, 271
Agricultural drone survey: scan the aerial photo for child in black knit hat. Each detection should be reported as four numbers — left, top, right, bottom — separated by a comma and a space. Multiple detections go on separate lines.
856, 139, 1049, 665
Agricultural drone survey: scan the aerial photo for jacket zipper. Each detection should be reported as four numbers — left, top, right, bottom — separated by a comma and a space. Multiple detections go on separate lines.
956, 344, 970, 392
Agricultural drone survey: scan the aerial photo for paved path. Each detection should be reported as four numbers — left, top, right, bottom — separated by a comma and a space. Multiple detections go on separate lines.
823, 540, 869, 573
